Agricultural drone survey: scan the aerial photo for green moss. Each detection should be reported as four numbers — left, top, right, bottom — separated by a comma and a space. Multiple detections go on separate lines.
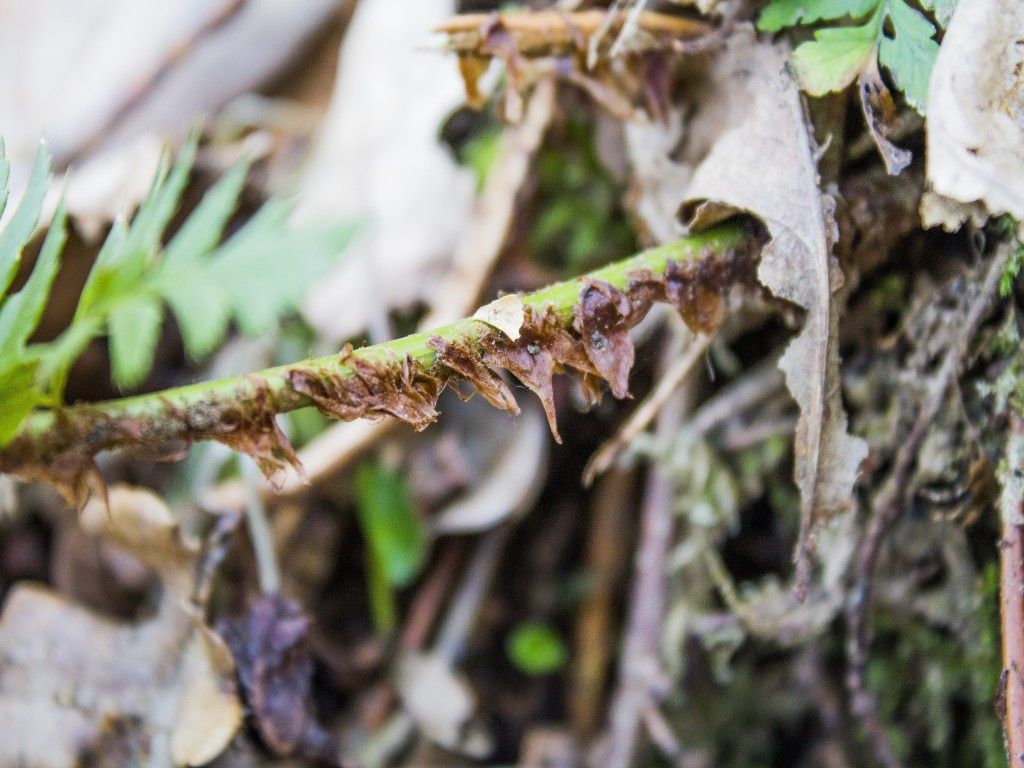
531, 117, 637, 274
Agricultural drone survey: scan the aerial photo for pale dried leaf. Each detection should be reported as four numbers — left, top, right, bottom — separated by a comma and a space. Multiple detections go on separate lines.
298, 0, 475, 342
396, 651, 476, 750
623, 111, 693, 244
472, 293, 526, 341
0, 486, 241, 767
922, 0, 1024, 229
680, 28, 867, 570
0, 0, 336, 229
172, 623, 244, 766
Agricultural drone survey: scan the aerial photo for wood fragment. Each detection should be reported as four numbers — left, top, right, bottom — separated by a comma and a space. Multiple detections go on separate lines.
436, 10, 710, 59
1000, 413, 1024, 767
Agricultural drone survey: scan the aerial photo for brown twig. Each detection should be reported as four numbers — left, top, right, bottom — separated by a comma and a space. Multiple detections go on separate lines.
845, 243, 1010, 768
602, 329, 693, 768
571, 469, 636, 735
1000, 412, 1024, 766
436, 9, 710, 59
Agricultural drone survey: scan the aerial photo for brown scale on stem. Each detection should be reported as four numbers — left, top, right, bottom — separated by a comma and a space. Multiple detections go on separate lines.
288, 346, 443, 432
427, 337, 520, 415
211, 379, 301, 478
574, 279, 635, 400
480, 305, 600, 443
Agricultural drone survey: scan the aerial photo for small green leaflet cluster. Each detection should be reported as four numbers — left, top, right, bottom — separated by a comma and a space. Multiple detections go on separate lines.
999, 217, 1024, 298
758, 0, 956, 113
0, 134, 355, 446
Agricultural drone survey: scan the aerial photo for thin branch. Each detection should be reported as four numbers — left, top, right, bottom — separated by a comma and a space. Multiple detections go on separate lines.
1000, 412, 1024, 767
603, 327, 693, 768
0, 225, 754, 488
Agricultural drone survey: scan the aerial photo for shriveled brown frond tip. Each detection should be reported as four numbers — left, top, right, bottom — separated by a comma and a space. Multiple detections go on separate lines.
288, 346, 442, 433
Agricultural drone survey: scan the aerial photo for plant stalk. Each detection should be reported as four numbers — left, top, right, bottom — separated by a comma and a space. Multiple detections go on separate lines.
0, 224, 751, 473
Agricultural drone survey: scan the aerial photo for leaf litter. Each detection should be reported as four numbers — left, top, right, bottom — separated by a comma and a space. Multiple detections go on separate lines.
0, 486, 241, 767
3, 3, 1022, 766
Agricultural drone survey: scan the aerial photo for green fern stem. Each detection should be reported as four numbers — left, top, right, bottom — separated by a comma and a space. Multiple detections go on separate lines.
0, 224, 750, 472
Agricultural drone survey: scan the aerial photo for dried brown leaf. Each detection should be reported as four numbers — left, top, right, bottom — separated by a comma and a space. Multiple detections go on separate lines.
680, 28, 867, 584
481, 306, 598, 442
857, 60, 912, 176
0, 486, 241, 767
429, 336, 520, 414
212, 379, 302, 479
219, 593, 337, 761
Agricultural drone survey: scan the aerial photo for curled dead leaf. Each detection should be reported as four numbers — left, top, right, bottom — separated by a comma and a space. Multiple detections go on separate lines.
679, 28, 867, 589
429, 336, 520, 414
481, 306, 599, 442
208, 378, 302, 479
857, 60, 912, 176
574, 279, 635, 399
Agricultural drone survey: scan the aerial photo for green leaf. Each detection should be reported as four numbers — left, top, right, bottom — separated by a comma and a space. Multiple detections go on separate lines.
879, 0, 939, 113
77, 134, 197, 316
365, 544, 398, 634
758, 0, 879, 32
0, 201, 67, 353
163, 278, 232, 361
507, 623, 568, 676
107, 296, 163, 388
123, 133, 198, 265
355, 461, 427, 588
789, 10, 882, 95
210, 201, 356, 336
919, 0, 957, 27
0, 144, 50, 298
75, 212, 130, 319
0, 360, 40, 445
163, 157, 249, 268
